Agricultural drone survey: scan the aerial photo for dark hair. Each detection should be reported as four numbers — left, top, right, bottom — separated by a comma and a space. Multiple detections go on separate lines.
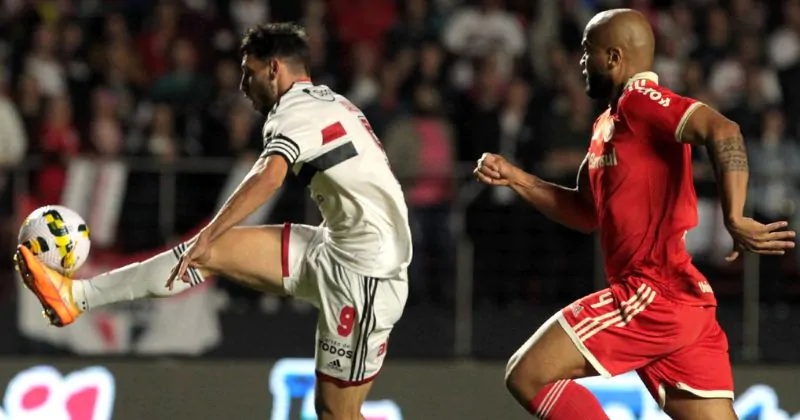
240, 22, 310, 74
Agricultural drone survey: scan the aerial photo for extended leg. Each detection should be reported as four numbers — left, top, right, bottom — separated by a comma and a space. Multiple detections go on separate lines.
15, 225, 287, 326
315, 380, 373, 420
663, 389, 737, 420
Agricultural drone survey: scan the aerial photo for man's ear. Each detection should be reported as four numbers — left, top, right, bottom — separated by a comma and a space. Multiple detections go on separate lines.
608, 47, 622, 69
268, 58, 280, 80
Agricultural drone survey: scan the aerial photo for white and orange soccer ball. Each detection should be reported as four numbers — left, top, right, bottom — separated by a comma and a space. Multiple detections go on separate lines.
18, 205, 91, 276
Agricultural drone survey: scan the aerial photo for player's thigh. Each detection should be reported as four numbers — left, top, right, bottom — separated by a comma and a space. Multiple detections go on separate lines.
662, 389, 737, 420
198, 224, 285, 294
505, 311, 597, 396
637, 309, 734, 416
315, 378, 373, 420
507, 281, 683, 399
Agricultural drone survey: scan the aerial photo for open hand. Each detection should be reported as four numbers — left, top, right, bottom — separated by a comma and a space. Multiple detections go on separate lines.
724, 218, 796, 262
473, 153, 517, 186
166, 233, 212, 290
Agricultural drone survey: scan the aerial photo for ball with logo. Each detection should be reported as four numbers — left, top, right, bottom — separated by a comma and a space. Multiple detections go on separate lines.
18, 205, 91, 276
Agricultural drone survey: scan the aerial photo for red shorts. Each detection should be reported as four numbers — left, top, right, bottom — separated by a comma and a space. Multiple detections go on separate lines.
558, 279, 734, 406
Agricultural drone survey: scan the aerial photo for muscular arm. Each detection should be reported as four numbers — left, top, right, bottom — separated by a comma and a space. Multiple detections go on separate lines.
509, 159, 597, 234
201, 155, 288, 243
679, 105, 748, 225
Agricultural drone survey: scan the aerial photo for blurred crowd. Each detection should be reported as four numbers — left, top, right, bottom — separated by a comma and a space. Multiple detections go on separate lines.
1, 0, 800, 310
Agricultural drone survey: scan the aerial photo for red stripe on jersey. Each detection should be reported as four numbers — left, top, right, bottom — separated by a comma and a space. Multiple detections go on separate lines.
322, 122, 347, 145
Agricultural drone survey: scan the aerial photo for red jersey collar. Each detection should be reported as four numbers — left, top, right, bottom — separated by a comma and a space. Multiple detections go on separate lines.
612, 71, 659, 113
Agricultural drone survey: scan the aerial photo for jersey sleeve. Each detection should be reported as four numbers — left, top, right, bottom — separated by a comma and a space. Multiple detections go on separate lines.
622, 86, 706, 143
261, 111, 321, 165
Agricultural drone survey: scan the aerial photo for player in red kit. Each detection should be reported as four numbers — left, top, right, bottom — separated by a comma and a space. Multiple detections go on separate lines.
475, 9, 796, 420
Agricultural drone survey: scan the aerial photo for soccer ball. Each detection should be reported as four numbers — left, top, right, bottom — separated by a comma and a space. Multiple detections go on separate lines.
18, 205, 91, 276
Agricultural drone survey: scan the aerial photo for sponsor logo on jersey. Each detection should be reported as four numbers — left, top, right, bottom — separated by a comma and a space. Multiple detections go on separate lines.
326, 359, 343, 373
303, 86, 336, 102
629, 80, 672, 107
697, 281, 714, 294
318, 337, 355, 359
588, 149, 619, 170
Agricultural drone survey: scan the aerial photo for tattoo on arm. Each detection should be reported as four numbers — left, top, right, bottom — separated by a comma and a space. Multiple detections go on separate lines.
706, 134, 749, 172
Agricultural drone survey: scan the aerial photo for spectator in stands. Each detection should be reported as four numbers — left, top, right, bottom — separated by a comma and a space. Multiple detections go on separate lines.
0, 70, 28, 204
329, 0, 397, 59
150, 38, 212, 111
36, 95, 79, 206
386, 0, 443, 54
15, 75, 43, 152
362, 65, 409, 138
145, 103, 179, 162
385, 83, 455, 305
60, 19, 92, 129
693, 6, 732, 74
709, 34, 781, 112
89, 88, 124, 157
748, 108, 800, 301
749, 109, 800, 225
345, 41, 381, 108
137, 1, 182, 81
537, 79, 590, 180
24, 24, 66, 97
443, 0, 524, 89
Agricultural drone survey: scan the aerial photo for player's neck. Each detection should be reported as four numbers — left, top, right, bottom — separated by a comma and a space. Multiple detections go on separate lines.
608, 70, 646, 111
276, 74, 312, 100
608, 84, 625, 111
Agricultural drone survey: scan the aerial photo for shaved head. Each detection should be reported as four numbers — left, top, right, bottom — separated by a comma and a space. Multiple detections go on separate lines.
580, 9, 656, 101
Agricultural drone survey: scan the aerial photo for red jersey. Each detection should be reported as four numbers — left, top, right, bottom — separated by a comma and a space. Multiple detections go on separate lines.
586, 72, 715, 306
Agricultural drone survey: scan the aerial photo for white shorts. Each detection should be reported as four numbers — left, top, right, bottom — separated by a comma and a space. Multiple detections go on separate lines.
280, 223, 408, 386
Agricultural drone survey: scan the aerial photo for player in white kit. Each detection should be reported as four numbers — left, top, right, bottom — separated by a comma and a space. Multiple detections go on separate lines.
14, 23, 412, 420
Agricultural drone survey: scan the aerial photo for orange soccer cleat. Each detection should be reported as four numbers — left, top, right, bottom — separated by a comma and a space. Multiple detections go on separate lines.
14, 245, 82, 327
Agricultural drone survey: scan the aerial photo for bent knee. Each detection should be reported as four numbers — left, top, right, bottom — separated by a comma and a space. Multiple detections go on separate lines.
505, 351, 560, 399
504, 352, 521, 388
505, 354, 539, 396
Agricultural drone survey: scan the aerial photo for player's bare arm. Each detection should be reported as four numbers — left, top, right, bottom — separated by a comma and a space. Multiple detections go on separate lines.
167, 155, 289, 288
680, 105, 796, 260
474, 153, 597, 233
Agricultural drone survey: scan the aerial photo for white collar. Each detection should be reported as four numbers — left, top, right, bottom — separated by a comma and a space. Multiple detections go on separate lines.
623, 71, 659, 90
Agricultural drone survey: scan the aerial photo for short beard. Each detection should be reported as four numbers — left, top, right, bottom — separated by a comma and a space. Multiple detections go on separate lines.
586, 72, 614, 100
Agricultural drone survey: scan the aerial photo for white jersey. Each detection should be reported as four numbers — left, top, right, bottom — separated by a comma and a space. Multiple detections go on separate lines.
261, 81, 412, 279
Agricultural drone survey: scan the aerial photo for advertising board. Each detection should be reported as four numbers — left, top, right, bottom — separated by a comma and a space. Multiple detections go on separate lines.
0, 359, 796, 419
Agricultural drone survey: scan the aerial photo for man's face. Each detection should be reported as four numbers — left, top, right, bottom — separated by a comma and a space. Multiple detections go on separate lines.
579, 31, 614, 100
240, 54, 277, 114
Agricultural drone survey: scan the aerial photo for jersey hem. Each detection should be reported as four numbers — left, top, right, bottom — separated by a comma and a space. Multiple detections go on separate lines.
674, 382, 734, 400
316, 369, 380, 387
556, 313, 612, 378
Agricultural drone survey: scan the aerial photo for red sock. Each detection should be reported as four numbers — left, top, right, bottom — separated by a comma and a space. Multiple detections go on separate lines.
529, 380, 609, 419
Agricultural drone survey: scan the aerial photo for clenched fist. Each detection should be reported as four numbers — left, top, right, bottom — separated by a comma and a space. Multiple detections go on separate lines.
473, 153, 518, 186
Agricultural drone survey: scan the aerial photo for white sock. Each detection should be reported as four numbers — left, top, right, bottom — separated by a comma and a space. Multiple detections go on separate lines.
71, 242, 205, 311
